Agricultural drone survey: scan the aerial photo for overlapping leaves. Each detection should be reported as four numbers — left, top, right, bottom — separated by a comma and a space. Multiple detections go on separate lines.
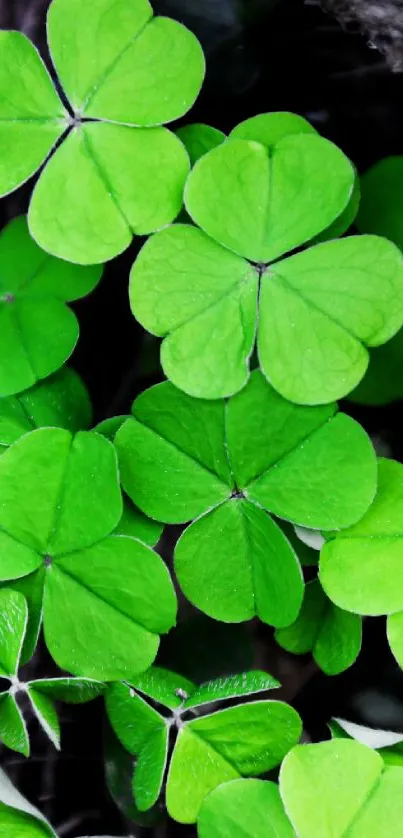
0, 217, 101, 395
106, 665, 300, 823
0, 0, 205, 264
115, 370, 376, 628
0, 589, 105, 756
0, 427, 176, 680
198, 779, 294, 838
130, 115, 403, 405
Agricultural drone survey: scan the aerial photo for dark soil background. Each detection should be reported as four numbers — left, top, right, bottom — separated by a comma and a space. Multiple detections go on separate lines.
1, 1, 403, 836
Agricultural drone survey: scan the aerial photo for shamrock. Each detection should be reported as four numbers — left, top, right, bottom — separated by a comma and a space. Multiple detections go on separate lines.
280, 739, 403, 838
0, 366, 92, 451
0, 427, 177, 680
115, 370, 377, 628
130, 123, 403, 404
275, 579, 362, 675
106, 665, 301, 823
0, 588, 105, 755
197, 779, 294, 838
320, 458, 403, 671
0, 0, 205, 265
0, 217, 101, 396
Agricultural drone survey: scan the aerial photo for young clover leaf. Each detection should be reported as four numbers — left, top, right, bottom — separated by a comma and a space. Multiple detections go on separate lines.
197, 779, 294, 838
129, 123, 403, 404
280, 739, 403, 838
115, 371, 376, 627
0, 427, 176, 680
0, 0, 205, 265
275, 579, 362, 675
0, 768, 56, 837
0, 588, 105, 755
0, 217, 101, 395
176, 124, 226, 166
106, 669, 301, 823
95, 415, 163, 546
319, 457, 403, 669
0, 366, 92, 451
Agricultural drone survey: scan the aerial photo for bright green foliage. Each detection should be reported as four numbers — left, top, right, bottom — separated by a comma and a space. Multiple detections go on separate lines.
349, 327, 403, 405
0, 366, 92, 450
106, 671, 301, 823
0, 769, 57, 836
95, 415, 163, 546
130, 123, 403, 404
275, 579, 362, 675
130, 666, 196, 710
176, 124, 225, 165
320, 459, 403, 632
280, 739, 403, 837
0, 589, 105, 754
0, 0, 205, 264
0, 427, 176, 679
115, 371, 376, 626
357, 156, 403, 249
0, 217, 101, 395
198, 779, 294, 838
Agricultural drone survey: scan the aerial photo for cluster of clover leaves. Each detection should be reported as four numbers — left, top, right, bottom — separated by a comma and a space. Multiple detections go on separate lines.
2, 0, 403, 835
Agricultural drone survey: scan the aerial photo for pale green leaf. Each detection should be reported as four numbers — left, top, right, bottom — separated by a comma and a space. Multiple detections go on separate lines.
177, 124, 225, 165
129, 224, 258, 399
43, 535, 176, 679
0, 695, 29, 756
130, 666, 195, 710
198, 778, 295, 838
167, 700, 302, 823
320, 458, 403, 615
184, 134, 354, 263
275, 580, 362, 675
175, 500, 304, 626
258, 236, 403, 404
183, 670, 280, 709
229, 111, 316, 145
280, 740, 403, 838
115, 381, 233, 523
0, 367, 92, 448
0, 31, 66, 198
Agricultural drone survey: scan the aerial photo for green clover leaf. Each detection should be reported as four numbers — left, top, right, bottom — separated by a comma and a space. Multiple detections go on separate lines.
0, 588, 105, 755
115, 370, 376, 627
0, 0, 205, 265
197, 779, 294, 838
0, 366, 92, 451
275, 578, 362, 675
106, 669, 301, 823
280, 739, 403, 838
0, 427, 177, 680
0, 217, 101, 395
176, 124, 226, 166
0, 767, 56, 837
130, 130, 403, 404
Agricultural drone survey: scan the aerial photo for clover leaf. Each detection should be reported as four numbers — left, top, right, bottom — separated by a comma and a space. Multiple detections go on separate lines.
275, 579, 362, 675
0, 767, 56, 837
130, 128, 403, 404
280, 739, 403, 838
0, 588, 105, 755
197, 779, 294, 838
0, 427, 177, 680
115, 370, 376, 627
176, 124, 226, 166
0, 0, 205, 265
0, 217, 101, 395
357, 155, 403, 250
349, 327, 403, 405
0, 366, 92, 451
106, 669, 301, 823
